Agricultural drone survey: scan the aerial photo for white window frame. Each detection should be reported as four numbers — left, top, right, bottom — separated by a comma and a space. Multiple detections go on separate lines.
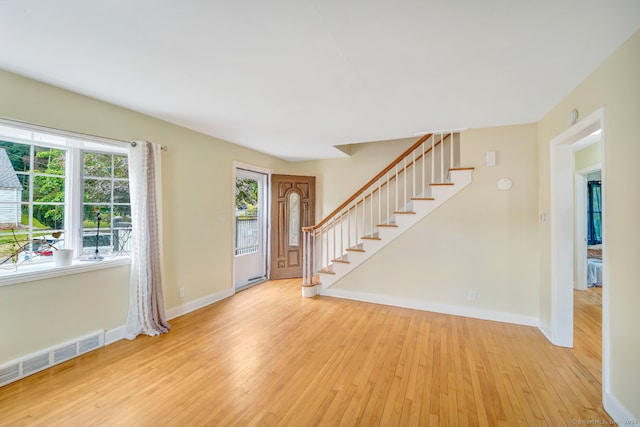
1, 142, 67, 253
0, 118, 131, 286
79, 150, 132, 258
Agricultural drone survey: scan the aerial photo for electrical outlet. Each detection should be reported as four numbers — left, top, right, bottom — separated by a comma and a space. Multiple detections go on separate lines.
467, 290, 477, 301
179, 287, 185, 299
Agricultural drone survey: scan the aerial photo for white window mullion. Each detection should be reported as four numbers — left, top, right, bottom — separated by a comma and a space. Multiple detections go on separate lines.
28, 144, 34, 247
110, 155, 115, 253
67, 147, 83, 256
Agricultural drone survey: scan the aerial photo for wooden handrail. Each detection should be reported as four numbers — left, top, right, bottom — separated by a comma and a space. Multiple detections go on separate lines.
307, 133, 451, 231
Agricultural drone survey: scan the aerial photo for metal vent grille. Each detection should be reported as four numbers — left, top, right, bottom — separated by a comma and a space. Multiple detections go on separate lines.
1, 330, 105, 388
79, 335, 100, 354
54, 343, 78, 364
22, 354, 50, 376
0, 364, 20, 386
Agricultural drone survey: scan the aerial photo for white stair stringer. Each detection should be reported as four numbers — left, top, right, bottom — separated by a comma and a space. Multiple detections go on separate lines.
315, 169, 473, 293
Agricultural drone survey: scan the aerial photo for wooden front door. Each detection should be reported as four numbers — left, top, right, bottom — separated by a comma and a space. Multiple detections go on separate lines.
270, 174, 315, 279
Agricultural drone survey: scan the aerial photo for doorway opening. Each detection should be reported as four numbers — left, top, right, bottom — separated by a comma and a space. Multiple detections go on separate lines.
549, 107, 608, 399
574, 137, 602, 292
234, 165, 269, 291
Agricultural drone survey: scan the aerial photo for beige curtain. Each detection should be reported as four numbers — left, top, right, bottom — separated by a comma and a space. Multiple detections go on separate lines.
126, 141, 169, 338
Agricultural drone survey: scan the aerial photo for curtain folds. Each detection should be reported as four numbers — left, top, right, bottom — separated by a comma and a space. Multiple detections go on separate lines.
587, 180, 602, 246
126, 141, 170, 338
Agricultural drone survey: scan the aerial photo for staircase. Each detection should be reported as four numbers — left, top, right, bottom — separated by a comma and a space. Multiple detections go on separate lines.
301, 132, 474, 297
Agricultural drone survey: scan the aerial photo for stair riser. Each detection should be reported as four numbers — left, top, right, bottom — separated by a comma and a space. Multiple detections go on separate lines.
344, 250, 367, 264
377, 226, 398, 240
429, 185, 458, 200
321, 238, 386, 287
449, 170, 472, 186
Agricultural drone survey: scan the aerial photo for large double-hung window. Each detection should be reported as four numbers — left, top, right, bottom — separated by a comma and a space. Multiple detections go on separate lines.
0, 121, 130, 271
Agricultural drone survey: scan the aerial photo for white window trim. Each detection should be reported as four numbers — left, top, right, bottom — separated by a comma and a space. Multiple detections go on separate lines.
0, 117, 131, 151
68, 145, 83, 254
0, 257, 130, 287
0, 118, 132, 286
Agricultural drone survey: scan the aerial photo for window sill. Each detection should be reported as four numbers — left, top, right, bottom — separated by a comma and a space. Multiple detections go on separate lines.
0, 257, 131, 287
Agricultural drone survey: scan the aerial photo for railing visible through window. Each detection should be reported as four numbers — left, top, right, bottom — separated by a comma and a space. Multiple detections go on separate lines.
82, 151, 131, 257
235, 213, 259, 255
235, 175, 261, 256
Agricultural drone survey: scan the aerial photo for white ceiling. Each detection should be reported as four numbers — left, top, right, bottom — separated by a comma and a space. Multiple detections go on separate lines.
1, 1, 639, 161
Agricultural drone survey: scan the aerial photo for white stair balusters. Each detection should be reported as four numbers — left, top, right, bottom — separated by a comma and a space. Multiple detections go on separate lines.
302, 132, 466, 293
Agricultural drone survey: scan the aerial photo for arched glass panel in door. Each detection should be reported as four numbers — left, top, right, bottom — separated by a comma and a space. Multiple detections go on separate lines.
288, 192, 300, 246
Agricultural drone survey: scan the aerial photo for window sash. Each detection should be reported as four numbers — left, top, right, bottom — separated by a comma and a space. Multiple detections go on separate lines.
0, 141, 66, 263
81, 151, 131, 256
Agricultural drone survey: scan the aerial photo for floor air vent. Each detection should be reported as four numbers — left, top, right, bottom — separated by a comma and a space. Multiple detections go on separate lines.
0, 364, 20, 385
79, 335, 101, 354
22, 354, 50, 376
0, 330, 105, 387
54, 343, 78, 364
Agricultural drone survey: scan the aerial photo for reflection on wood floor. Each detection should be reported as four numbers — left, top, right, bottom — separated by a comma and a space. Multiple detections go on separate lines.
0, 279, 609, 425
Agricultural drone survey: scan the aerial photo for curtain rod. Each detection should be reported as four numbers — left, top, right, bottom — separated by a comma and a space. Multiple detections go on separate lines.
0, 116, 168, 151
130, 141, 168, 152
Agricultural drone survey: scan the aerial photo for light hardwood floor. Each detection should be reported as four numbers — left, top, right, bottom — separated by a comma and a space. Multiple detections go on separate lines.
0, 281, 608, 426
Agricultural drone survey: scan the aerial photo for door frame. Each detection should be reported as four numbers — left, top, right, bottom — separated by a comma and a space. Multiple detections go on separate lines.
549, 107, 608, 398
232, 162, 272, 290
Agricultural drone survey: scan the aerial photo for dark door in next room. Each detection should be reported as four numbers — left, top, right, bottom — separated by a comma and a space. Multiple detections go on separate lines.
270, 174, 315, 279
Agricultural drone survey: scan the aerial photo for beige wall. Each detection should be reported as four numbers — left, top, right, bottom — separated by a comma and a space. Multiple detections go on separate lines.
0, 267, 129, 361
538, 30, 640, 416
574, 141, 602, 171
330, 124, 540, 320
0, 69, 289, 364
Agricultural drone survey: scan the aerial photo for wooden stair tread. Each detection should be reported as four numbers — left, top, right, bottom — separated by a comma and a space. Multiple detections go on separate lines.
449, 167, 475, 171
361, 236, 381, 240
302, 274, 322, 286
318, 269, 335, 275
430, 183, 455, 186
411, 197, 435, 201
393, 211, 416, 215
346, 248, 365, 252
377, 224, 398, 228
331, 259, 350, 264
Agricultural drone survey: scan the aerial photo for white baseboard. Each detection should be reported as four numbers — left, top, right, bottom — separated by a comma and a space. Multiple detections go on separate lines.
105, 288, 235, 344
165, 288, 235, 320
321, 288, 539, 327
105, 325, 128, 345
605, 391, 638, 425
538, 322, 553, 343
